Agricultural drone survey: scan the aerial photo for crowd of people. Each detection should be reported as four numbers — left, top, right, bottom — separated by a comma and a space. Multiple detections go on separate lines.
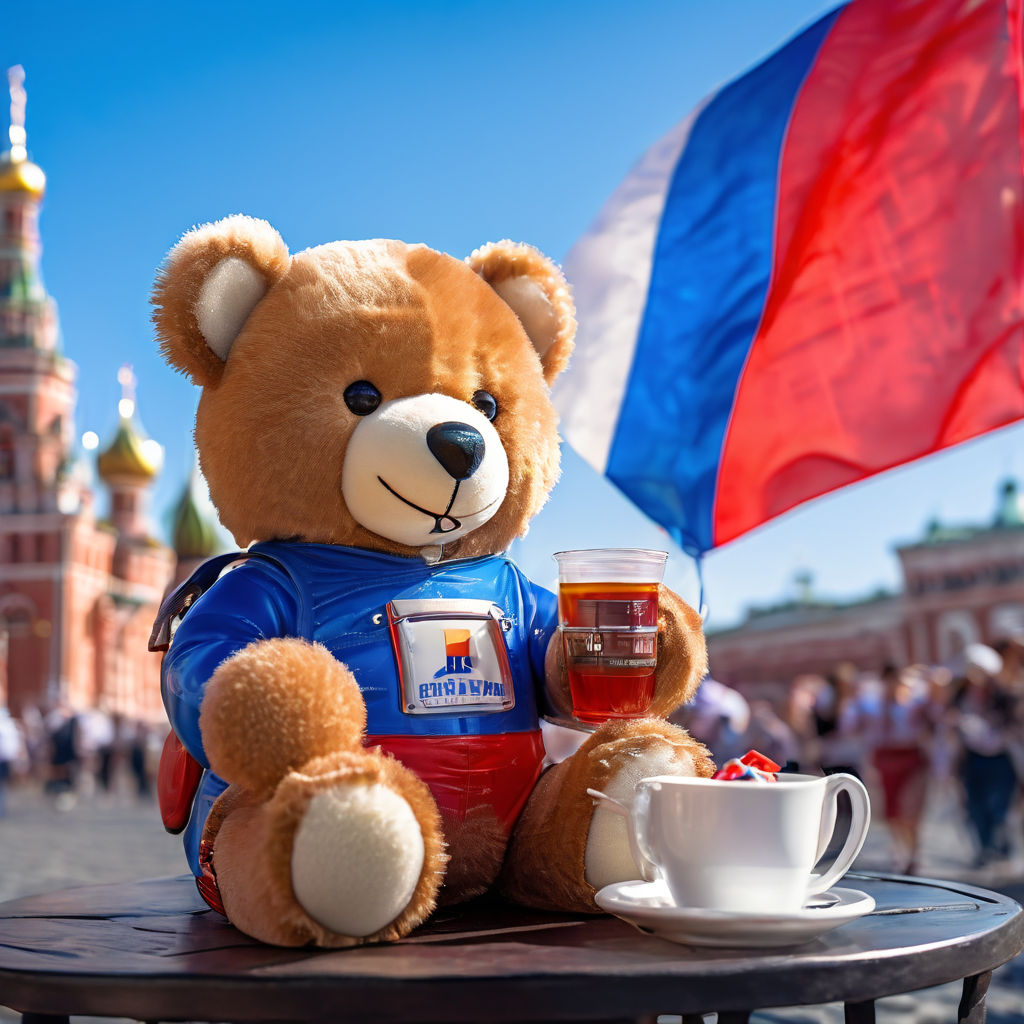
0, 703, 161, 815
677, 640, 1024, 875
4, 643, 1024, 878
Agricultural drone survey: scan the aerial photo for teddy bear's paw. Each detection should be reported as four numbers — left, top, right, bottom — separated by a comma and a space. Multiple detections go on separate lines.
290, 780, 427, 938
208, 752, 445, 947
583, 721, 712, 892
200, 637, 367, 794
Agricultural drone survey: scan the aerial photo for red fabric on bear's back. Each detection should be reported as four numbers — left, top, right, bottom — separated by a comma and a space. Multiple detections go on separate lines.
158, 732, 204, 835
366, 731, 545, 834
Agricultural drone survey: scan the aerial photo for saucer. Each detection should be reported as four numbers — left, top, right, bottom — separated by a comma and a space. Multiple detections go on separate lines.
595, 879, 875, 948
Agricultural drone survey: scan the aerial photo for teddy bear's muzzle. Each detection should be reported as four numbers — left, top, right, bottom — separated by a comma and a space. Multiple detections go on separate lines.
375, 476, 465, 534
341, 393, 510, 548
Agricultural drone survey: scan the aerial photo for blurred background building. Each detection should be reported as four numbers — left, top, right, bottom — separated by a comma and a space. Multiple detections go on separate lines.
0, 99, 218, 723
709, 479, 1024, 693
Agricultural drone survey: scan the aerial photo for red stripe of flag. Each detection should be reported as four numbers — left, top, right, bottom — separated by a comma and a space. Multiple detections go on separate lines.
714, 0, 1024, 546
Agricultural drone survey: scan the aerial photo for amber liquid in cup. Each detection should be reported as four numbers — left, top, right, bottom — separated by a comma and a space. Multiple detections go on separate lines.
558, 580, 659, 724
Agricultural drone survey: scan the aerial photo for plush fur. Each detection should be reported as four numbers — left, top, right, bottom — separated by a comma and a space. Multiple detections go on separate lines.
544, 584, 708, 721
153, 215, 290, 386
154, 232, 567, 556
203, 748, 446, 948
501, 719, 714, 913
466, 240, 576, 384
200, 638, 366, 796
153, 215, 711, 948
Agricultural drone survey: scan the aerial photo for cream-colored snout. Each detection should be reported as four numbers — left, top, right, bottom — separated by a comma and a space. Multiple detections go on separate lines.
341, 394, 509, 548
589, 773, 871, 913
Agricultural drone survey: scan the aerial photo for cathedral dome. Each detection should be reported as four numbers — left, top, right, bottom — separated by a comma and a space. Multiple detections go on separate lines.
172, 474, 220, 560
97, 417, 160, 482
0, 152, 45, 198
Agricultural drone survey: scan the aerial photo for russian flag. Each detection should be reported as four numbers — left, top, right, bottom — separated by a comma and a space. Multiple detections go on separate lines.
554, 0, 1024, 557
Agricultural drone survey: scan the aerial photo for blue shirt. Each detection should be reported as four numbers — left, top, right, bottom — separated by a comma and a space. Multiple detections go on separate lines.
161, 542, 557, 872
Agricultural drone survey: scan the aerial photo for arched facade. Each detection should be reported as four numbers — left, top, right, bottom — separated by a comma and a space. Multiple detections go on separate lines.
709, 481, 1024, 689
935, 610, 980, 663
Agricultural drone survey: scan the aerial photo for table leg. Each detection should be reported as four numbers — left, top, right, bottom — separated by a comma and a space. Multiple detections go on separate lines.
844, 1000, 875, 1024
958, 971, 991, 1024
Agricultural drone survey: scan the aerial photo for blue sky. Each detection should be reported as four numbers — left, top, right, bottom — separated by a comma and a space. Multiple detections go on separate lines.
8, 0, 1023, 627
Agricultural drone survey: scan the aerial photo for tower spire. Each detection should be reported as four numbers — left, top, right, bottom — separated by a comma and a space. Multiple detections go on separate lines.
0, 65, 45, 197
117, 364, 137, 419
7, 66, 26, 161
0, 65, 50, 348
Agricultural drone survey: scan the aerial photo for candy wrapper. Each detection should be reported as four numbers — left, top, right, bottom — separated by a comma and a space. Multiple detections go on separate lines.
711, 749, 781, 783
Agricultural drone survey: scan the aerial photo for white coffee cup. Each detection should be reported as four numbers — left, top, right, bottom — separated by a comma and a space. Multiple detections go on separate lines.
589, 772, 870, 914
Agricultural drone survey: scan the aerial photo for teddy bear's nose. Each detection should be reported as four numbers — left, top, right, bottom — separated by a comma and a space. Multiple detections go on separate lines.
427, 421, 485, 480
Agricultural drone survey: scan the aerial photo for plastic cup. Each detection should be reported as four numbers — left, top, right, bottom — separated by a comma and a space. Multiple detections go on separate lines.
553, 549, 667, 724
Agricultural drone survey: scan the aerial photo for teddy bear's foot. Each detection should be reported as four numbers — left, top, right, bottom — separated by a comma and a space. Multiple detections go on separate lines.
208, 749, 446, 947
200, 637, 367, 795
500, 718, 713, 913
582, 721, 713, 892
290, 777, 425, 936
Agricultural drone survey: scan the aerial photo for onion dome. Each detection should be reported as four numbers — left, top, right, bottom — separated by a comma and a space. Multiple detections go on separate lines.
97, 367, 162, 482
172, 471, 220, 560
0, 151, 45, 198
994, 479, 1023, 529
97, 417, 160, 482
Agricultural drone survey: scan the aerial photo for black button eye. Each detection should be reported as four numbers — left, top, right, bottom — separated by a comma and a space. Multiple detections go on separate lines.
472, 390, 498, 421
344, 380, 382, 416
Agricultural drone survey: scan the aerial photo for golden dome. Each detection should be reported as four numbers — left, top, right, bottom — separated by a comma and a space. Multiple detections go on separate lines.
0, 153, 45, 198
97, 418, 160, 482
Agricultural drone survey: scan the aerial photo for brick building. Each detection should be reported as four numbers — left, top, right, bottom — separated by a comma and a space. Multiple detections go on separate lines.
0, 72, 217, 722
708, 480, 1024, 691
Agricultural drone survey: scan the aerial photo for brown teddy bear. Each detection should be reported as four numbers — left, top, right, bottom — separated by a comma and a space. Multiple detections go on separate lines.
151, 215, 713, 948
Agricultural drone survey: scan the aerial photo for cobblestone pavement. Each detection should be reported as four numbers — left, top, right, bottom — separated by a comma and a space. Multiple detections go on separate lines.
0, 780, 1023, 1023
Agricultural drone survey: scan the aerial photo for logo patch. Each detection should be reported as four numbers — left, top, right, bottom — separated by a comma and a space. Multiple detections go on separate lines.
387, 599, 515, 715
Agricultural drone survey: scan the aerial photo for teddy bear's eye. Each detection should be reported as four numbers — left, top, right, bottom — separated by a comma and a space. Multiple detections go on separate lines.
344, 380, 382, 416
472, 390, 498, 421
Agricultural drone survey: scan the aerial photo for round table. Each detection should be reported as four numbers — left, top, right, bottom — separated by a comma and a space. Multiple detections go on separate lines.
0, 872, 1021, 1023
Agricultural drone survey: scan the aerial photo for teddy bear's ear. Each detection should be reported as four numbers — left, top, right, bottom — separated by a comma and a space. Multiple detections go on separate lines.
152, 215, 290, 386
467, 241, 576, 386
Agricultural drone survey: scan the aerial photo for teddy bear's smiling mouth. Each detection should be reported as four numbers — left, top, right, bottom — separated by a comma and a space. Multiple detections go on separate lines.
376, 477, 498, 535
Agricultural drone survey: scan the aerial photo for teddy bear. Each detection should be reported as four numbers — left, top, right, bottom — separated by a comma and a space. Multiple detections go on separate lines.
150, 214, 713, 948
